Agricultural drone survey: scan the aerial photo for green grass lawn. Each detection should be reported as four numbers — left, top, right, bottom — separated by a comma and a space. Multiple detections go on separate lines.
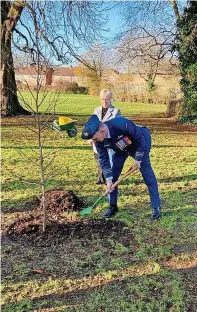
18, 91, 167, 117
1, 93, 197, 312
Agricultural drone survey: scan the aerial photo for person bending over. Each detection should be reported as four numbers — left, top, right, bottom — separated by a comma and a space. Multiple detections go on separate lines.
82, 115, 161, 219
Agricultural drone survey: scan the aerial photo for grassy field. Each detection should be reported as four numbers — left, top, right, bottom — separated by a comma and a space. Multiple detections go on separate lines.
1, 93, 197, 312
17, 91, 167, 117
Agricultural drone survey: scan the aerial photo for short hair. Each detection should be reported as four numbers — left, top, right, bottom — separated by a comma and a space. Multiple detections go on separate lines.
100, 89, 112, 99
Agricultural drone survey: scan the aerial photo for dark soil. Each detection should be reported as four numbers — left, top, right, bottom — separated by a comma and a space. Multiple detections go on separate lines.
2, 189, 133, 247
3, 218, 132, 247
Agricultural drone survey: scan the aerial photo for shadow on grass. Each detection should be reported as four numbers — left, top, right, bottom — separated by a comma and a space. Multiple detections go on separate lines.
1, 114, 90, 127
1, 180, 36, 191
161, 207, 197, 218
1, 185, 86, 214
1, 273, 154, 312
161, 188, 197, 207
2, 145, 90, 150
1, 197, 39, 214
152, 144, 196, 148
2, 177, 196, 215
1, 192, 106, 215
158, 174, 197, 183
2, 267, 196, 312
1, 218, 135, 288
1, 176, 98, 214
160, 206, 197, 223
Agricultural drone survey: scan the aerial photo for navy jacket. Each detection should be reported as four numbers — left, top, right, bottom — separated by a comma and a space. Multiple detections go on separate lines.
95, 117, 148, 179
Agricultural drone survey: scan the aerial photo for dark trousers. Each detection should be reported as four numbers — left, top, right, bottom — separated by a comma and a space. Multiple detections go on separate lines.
108, 128, 160, 209
94, 152, 105, 183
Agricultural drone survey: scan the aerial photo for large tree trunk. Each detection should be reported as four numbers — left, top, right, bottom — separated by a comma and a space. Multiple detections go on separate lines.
1, 1, 30, 116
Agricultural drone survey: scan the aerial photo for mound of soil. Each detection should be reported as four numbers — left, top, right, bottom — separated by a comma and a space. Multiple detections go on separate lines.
4, 218, 133, 247
39, 189, 84, 214
3, 189, 134, 247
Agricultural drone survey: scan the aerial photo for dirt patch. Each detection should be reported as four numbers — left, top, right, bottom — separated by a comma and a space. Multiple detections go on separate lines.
164, 257, 197, 270
2, 189, 134, 247
3, 218, 132, 247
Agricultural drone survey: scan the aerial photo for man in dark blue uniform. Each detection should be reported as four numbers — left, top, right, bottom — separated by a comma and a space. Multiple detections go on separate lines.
82, 115, 161, 219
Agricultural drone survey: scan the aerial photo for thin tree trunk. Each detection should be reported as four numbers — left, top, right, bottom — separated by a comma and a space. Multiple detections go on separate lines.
1, 1, 30, 116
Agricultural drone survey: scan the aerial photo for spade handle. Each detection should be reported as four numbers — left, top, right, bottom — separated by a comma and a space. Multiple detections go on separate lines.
103, 167, 136, 196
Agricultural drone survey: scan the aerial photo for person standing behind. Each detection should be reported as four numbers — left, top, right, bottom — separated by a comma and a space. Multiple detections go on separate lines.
89, 89, 121, 184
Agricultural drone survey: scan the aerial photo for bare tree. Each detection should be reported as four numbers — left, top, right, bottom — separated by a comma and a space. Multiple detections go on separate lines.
11, 24, 63, 232
6, 1, 104, 231
116, 2, 185, 77
75, 44, 113, 95
116, 1, 184, 56
117, 36, 169, 91
1, 0, 111, 116
114, 1, 195, 108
